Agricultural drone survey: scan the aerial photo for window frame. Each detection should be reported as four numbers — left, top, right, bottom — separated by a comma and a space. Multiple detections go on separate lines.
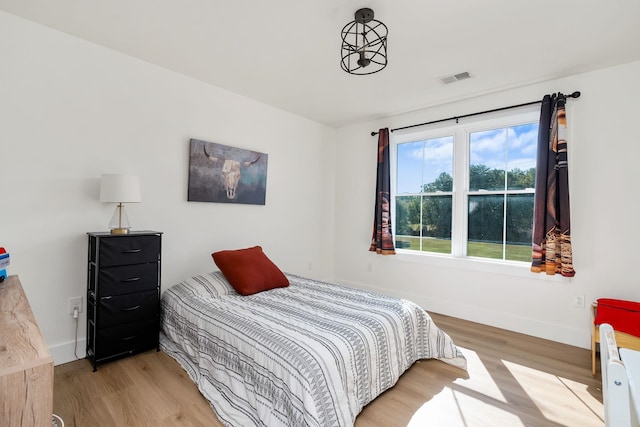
390, 106, 541, 265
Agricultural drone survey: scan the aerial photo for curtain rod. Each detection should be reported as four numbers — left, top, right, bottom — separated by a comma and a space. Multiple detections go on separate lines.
370, 91, 581, 136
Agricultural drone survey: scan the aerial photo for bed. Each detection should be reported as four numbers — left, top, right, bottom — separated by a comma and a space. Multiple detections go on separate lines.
160, 266, 466, 427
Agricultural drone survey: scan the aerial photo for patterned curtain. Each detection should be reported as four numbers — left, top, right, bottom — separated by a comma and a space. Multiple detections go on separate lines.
531, 94, 575, 276
369, 128, 396, 255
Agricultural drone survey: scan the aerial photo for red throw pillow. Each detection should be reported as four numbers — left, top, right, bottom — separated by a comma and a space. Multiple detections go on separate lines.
212, 246, 289, 296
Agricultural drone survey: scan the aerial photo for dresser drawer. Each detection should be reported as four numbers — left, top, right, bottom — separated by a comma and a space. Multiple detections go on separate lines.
94, 317, 158, 361
97, 263, 158, 296
98, 235, 160, 267
98, 289, 159, 328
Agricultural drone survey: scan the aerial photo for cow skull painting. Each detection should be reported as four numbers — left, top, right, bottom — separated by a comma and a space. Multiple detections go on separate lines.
203, 146, 260, 200
188, 139, 268, 205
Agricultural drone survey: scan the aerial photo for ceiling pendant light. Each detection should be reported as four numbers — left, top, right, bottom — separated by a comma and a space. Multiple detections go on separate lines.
341, 8, 388, 75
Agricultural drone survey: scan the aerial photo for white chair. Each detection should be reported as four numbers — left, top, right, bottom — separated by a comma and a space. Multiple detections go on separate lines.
600, 323, 632, 426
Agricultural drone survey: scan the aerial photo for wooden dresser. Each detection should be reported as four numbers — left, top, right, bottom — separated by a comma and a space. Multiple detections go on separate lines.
0, 275, 54, 426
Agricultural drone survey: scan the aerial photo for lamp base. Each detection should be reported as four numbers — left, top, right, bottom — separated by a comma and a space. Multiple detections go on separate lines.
110, 227, 131, 235
108, 203, 132, 235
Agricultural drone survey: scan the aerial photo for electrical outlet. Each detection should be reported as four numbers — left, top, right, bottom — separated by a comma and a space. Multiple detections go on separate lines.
68, 296, 83, 315
573, 295, 585, 308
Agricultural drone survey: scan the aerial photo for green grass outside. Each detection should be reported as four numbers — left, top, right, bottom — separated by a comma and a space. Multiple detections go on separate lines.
395, 236, 450, 254
395, 236, 531, 262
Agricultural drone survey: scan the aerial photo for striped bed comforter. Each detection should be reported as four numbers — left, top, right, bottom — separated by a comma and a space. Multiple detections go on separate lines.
160, 272, 466, 427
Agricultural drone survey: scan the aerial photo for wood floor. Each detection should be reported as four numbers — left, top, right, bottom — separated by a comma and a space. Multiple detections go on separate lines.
53, 313, 604, 427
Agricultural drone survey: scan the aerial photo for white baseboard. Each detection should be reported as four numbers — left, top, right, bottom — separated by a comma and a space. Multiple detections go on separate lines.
49, 338, 87, 366
336, 278, 590, 350
49, 281, 589, 366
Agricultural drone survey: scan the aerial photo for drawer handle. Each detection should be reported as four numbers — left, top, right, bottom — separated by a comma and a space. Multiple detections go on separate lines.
122, 277, 141, 282
123, 305, 142, 311
122, 335, 137, 341
122, 249, 142, 254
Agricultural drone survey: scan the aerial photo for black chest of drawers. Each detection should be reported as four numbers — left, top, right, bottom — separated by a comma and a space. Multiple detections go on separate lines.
86, 231, 162, 371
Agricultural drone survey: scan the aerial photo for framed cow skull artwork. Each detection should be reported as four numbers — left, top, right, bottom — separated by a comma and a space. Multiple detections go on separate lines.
188, 139, 268, 205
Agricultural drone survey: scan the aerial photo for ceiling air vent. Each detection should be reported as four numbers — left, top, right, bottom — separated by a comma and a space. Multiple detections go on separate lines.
439, 71, 471, 84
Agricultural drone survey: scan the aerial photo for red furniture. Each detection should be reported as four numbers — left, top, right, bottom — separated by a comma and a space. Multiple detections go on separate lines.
592, 298, 640, 376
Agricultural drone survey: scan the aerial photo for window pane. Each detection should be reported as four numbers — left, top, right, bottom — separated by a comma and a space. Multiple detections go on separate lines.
470, 124, 538, 191
422, 137, 453, 193
396, 137, 453, 194
469, 129, 506, 191
505, 194, 534, 261
421, 195, 452, 254
506, 123, 538, 190
396, 141, 425, 194
467, 194, 504, 259
395, 195, 421, 250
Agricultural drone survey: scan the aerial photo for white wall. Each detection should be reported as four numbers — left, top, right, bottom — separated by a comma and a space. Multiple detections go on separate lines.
334, 60, 640, 349
3, 9, 638, 366
0, 11, 336, 365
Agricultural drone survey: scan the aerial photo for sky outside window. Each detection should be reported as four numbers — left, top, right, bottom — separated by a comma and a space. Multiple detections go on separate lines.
396, 136, 453, 194
397, 124, 537, 194
469, 123, 538, 187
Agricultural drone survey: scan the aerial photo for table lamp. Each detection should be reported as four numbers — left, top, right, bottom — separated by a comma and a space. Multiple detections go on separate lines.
99, 174, 141, 234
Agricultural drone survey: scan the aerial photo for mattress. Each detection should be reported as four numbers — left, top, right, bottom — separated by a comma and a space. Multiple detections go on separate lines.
160, 271, 466, 427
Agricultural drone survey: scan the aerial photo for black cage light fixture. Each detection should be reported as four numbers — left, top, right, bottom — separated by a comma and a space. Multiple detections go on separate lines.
341, 8, 388, 75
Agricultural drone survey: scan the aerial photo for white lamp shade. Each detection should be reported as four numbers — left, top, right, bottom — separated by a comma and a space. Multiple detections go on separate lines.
99, 174, 141, 203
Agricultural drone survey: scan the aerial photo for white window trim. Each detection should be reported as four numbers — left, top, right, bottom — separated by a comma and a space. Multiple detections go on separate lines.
389, 107, 568, 280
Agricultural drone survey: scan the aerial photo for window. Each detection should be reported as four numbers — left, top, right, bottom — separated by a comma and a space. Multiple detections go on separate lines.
392, 109, 539, 263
